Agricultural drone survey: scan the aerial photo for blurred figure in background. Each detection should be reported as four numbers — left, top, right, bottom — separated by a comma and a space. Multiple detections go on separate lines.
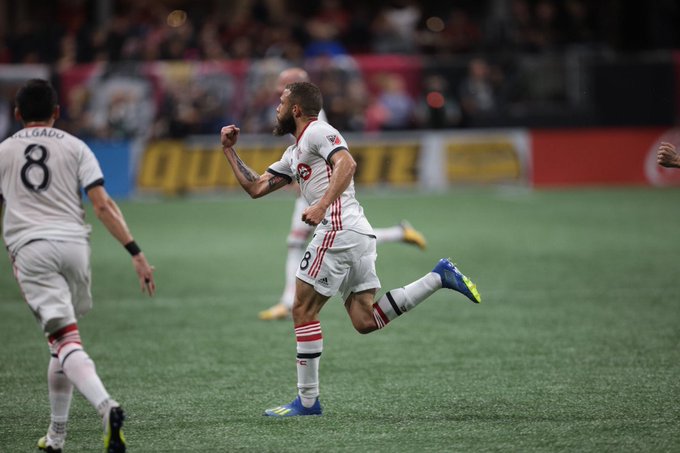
415, 74, 462, 129
371, 0, 421, 54
365, 73, 416, 131
458, 57, 499, 126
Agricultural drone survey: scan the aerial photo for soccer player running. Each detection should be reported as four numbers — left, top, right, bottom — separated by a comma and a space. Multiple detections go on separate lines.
0, 79, 155, 452
220, 81, 481, 416
259, 67, 427, 321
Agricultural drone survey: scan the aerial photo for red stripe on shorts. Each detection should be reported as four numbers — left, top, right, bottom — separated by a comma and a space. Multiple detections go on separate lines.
310, 231, 336, 278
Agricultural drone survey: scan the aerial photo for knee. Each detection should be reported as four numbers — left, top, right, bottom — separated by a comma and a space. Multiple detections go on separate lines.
292, 302, 315, 325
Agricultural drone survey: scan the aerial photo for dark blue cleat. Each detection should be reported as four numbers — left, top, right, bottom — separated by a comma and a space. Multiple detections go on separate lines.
432, 258, 481, 303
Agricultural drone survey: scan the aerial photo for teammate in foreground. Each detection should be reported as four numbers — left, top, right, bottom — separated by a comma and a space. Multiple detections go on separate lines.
0, 79, 156, 452
657, 142, 680, 168
258, 67, 427, 321
220, 81, 481, 417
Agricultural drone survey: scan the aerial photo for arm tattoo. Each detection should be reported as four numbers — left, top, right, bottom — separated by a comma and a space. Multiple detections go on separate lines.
268, 175, 284, 189
230, 148, 258, 182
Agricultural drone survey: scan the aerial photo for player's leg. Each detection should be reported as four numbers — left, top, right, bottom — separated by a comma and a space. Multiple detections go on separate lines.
58, 241, 126, 452
264, 280, 329, 416
259, 196, 314, 320
264, 230, 342, 416
37, 353, 73, 452
15, 240, 125, 452
373, 220, 427, 249
345, 258, 481, 332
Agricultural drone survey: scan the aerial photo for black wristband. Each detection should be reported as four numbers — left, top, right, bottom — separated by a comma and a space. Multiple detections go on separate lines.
124, 241, 142, 256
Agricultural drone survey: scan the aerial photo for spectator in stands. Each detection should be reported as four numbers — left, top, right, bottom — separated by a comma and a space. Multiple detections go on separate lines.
531, 0, 564, 52
458, 57, 499, 126
371, 0, 421, 54
365, 73, 415, 131
439, 7, 483, 55
415, 74, 462, 129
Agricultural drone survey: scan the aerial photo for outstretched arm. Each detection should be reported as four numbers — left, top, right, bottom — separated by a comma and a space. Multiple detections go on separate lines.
657, 142, 680, 168
302, 149, 356, 226
87, 185, 156, 296
220, 125, 289, 198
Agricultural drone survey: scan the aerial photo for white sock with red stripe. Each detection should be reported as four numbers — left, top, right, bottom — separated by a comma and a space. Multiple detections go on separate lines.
372, 272, 442, 328
295, 321, 323, 408
50, 325, 114, 417
46, 355, 73, 442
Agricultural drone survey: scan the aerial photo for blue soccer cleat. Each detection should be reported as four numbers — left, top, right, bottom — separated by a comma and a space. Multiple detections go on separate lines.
264, 395, 323, 417
432, 258, 481, 304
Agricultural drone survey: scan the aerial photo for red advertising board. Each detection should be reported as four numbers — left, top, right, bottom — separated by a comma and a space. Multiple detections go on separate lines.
531, 127, 680, 187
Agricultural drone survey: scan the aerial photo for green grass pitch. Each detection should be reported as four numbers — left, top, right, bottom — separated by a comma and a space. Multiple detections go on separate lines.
1, 187, 679, 452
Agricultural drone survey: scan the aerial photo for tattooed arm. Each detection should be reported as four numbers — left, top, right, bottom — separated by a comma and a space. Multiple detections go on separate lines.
220, 125, 290, 198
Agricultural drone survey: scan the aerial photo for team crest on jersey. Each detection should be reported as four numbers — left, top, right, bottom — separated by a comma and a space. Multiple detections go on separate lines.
297, 163, 312, 181
326, 134, 341, 145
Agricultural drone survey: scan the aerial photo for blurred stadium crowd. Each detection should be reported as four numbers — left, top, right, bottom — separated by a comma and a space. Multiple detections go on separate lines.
0, 0, 679, 140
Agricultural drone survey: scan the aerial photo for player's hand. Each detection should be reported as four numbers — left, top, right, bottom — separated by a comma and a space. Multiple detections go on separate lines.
302, 204, 326, 226
221, 125, 240, 148
657, 142, 680, 168
132, 253, 156, 296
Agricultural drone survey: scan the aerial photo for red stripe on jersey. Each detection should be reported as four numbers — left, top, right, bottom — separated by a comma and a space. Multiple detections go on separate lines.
332, 198, 342, 230
324, 164, 342, 231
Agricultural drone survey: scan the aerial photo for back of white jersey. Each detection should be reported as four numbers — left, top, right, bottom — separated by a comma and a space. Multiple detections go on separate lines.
0, 127, 104, 254
268, 120, 373, 236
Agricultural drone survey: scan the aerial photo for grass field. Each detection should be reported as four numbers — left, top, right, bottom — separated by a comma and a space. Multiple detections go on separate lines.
1, 187, 679, 452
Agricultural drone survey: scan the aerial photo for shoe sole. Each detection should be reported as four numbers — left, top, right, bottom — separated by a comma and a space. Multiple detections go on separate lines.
461, 274, 481, 303
105, 407, 126, 453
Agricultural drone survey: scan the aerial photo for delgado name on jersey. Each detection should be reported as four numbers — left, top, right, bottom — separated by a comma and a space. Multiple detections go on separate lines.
0, 127, 104, 254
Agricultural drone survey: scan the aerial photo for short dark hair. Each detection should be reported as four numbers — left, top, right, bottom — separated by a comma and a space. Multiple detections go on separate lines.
15, 79, 58, 122
286, 81, 322, 118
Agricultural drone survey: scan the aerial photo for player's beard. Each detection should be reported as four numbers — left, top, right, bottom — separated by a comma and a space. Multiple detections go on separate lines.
273, 110, 295, 136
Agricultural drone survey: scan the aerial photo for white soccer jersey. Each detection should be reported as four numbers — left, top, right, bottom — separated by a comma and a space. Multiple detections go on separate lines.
0, 126, 104, 254
268, 120, 374, 236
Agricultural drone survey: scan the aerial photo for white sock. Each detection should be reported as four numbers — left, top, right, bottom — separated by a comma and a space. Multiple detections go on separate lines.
372, 272, 442, 328
373, 225, 404, 244
295, 321, 322, 407
47, 355, 73, 438
58, 343, 112, 416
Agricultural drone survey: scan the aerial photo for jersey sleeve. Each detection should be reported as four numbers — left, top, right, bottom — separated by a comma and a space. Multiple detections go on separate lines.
77, 141, 105, 192
310, 123, 348, 164
266, 147, 294, 183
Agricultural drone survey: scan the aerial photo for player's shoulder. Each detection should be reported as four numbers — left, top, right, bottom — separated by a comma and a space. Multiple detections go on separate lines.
306, 120, 343, 142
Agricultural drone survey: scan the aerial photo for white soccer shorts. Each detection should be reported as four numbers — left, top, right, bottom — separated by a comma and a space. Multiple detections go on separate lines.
296, 229, 381, 301
12, 240, 93, 335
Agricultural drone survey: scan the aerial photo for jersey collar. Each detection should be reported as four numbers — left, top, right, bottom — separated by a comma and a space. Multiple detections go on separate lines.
296, 118, 318, 145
